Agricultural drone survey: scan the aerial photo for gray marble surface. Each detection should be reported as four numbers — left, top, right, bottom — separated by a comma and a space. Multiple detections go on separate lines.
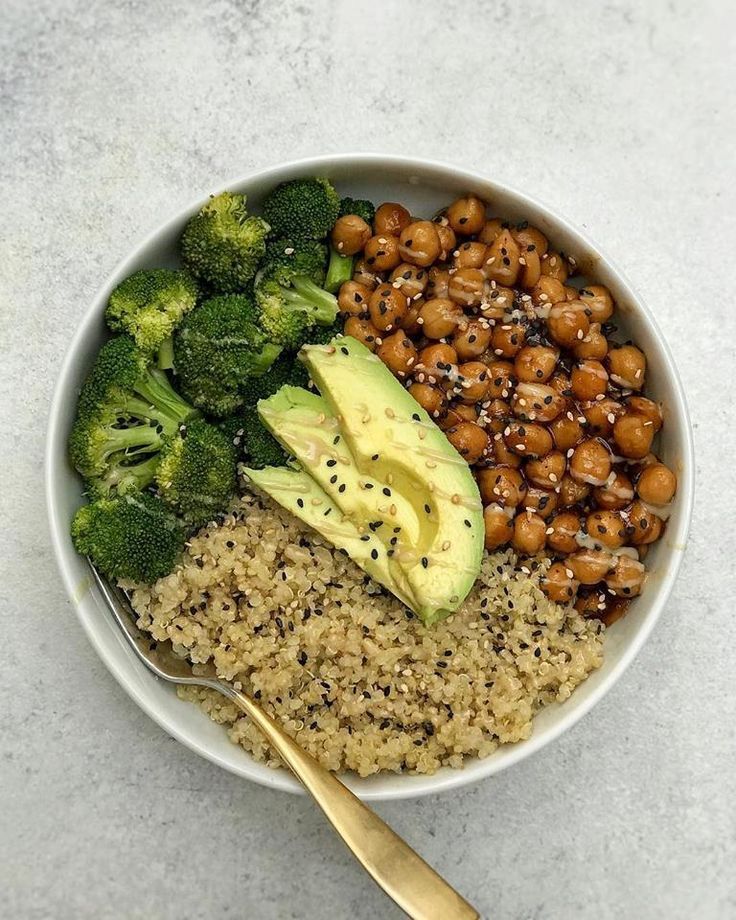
2, 1, 734, 917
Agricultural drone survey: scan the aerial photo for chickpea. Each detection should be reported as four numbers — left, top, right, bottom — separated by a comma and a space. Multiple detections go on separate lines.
636, 462, 676, 505
514, 345, 559, 383
492, 433, 523, 468
398, 220, 442, 267
512, 511, 547, 554
575, 590, 609, 618
574, 325, 609, 361
448, 267, 488, 308
567, 549, 613, 585
486, 361, 516, 399
426, 266, 450, 299
548, 372, 575, 404
376, 330, 418, 378
492, 321, 526, 358
483, 229, 521, 286
446, 195, 486, 235
593, 470, 634, 510
570, 438, 612, 486
446, 421, 489, 464
504, 421, 553, 458
331, 214, 372, 256
452, 318, 493, 360
547, 301, 590, 348
453, 402, 479, 423
417, 343, 458, 384
408, 383, 446, 420
480, 284, 515, 319
338, 280, 371, 317
434, 222, 457, 260
579, 285, 614, 323
570, 360, 608, 402
550, 414, 585, 451
485, 398, 512, 420
546, 511, 582, 554
524, 486, 558, 519
532, 275, 567, 306
374, 202, 411, 237
419, 297, 465, 339
456, 361, 491, 403
582, 397, 625, 437
344, 316, 380, 351
613, 413, 655, 459
477, 466, 528, 508
484, 505, 514, 550
564, 286, 579, 302
389, 262, 428, 299
368, 285, 408, 332
606, 555, 646, 597
363, 234, 401, 272
557, 474, 590, 507
518, 245, 542, 289
540, 250, 569, 283
453, 241, 488, 269
541, 561, 579, 603
478, 218, 506, 244
400, 298, 424, 336
512, 381, 565, 423
586, 510, 626, 550
627, 500, 663, 545
626, 396, 662, 432
526, 451, 567, 489
513, 225, 549, 257
353, 257, 381, 290
607, 344, 646, 390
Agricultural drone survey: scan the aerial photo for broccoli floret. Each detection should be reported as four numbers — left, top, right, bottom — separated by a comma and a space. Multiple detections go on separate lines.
181, 191, 269, 293
301, 319, 344, 346
71, 491, 184, 583
240, 406, 289, 468
174, 294, 282, 417
155, 419, 237, 526
106, 269, 198, 352
262, 238, 328, 285
338, 197, 375, 224
240, 352, 310, 407
262, 178, 339, 239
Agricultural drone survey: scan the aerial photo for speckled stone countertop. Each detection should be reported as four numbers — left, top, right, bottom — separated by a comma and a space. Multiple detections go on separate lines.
1, 1, 734, 917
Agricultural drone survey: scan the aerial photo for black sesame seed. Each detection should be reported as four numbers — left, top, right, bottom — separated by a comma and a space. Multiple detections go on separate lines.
383, 487, 391, 496
421, 557, 429, 568
371, 549, 378, 560
338, 483, 346, 493
330, 474, 338, 484
326, 459, 337, 467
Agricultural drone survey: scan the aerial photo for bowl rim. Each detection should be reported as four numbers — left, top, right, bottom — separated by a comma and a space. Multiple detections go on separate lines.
45, 152, 695, 799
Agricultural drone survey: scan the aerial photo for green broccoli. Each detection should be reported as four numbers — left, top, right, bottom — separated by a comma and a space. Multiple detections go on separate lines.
240, 351, 310, 408
155, 419, 237, 526
262, 238, 328, 285
301, 319, 344, 346
105, 269, 198, 353
325, 248, 354, 293
181, 191, 269, 293
71, 491, 185, 583
240, 406, 289, 468
338, 197, 375, 224
262, 177, 340, 239
174, 294, 282, 417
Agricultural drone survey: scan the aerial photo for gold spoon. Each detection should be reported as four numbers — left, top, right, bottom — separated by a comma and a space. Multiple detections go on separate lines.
90, 565, 479, 920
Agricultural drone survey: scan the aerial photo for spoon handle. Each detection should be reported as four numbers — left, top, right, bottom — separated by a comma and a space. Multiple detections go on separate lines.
219, 684, 479, 920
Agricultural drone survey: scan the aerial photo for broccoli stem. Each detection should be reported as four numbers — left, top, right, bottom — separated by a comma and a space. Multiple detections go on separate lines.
157, 336, 175, 371
325, 247, 354, 293
96, 452, 161, 495
286, 276, 338, 325
101, 423, 164, 458
133, 367, 198, 430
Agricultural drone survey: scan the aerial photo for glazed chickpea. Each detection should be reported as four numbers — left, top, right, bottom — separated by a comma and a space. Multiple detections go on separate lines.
564, 286, 579, 302
557, 474, 590, 507
491, 433, 522, 468
570, 438, 612, 486
478, 218, 506, 244
512, 382, 565, 423
484, 505, 514, 550
540, 250, 569, 283
550, 414, 585, 451
512, 511, 547, 554
434, 221, 457, 260
419, 298, 464, 339
446, 195, 486, 235
456, 361, 491, 403
607, 344, 646, 390
518, 245, 542, 289
452, 318, 493, 360
453, 402, 480, 423
417, 343, 458, 384
344, 316, 380, 351
492, 321, 526, 358
480, 284, 515, 319
513, 225, 549, 257
486, 361, 516, 399
613, 413, 655, 459
453, 241, 488, 269
408, 383, 446, 420
571, 360, 609, 401
582, 397, 625, 437
448, 267, 488, 308
485, 398, 511, 420
593, 470, 634, 510
331, 214, 372, 256
626, 396, 662, 432
579, 285, 614, 323
524, 486, 558, 519
541, 561, 579, 603
426, 266, 450, 299
363, 234, 401, 272
398, 221, 442, 267
483, 229, 521, 286
353, 257, 381, 290
636, 462, 676, 505
338, 280, 371, 317
389, 262, 428, 299
504, 421, 553, 458
547, 301, 590, 348
531, 275, 567, 306
586, 510, 626, 550
477, 466, 528, 508
575, 590, 608, 618
526, 451, 567, 490
376, 330, 418, 378
627, 500, 664, 545
514, 345, 559, 383
374, 202, 411, 237
446, 421, 489, 464
546, 511, 582, 554
567, 549, 613, 585
574, 325, 608, 361
606, 555, 646, 598
548, 372, 575, 404
368, 285, 408, 332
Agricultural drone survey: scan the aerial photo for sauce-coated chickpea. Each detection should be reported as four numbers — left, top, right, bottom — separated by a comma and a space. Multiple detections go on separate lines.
446, 421, 489, 464
569, 438, 612, 486
540, 250, 569, 282
514, 345, 559, 383
518, 245, 542, 289
541, 562, 579, 603
567, 549, 613, 585
483, 229, 521, 286
408, 383, 446, 420
419, 297, 464, 339
478, 218, 506, 244
557, 474, 590, 507
484, 505, 514, 550
491, 433, 522, 468
546, 511, 582, 554
524, 486, 558, 519
626, 396, 662, 432
525, 451, 567, 489
453, 403, 479, 423
485, 398, 512, 420
353, 257, 381, 290
368, 285, 408, 332
398, 220, 442, 267
452, 319, 492, 360
486, 361, 516, 400
579, 285, 614, 323
512, 382, 565, 423
389, 262, 428, 299
627, 500, 663, 545
550, 414, 585, 451
374, 202, 411, 237
593, 470, 634, 510
636, 463, 676, 505
513, 225, 549, 257
456, 361, 491, 403
344, 316, 380, 351
446, 195, 486, 235
363, 234, 401, 272
331, 214, 372, 256
480, 285, 515, 319
417, 343, 458, 383
512, 511, 547, 554
400, 298, 423, 335
532, 276, 567, 306
582, 397, 625, 437
503, 421, 553, 458
376, 330, 418, 378
547, 301, 590, 348
606, 555, 646, 597
448, 267, 488, 307
453, 241, 488, 269
492, 321, 526, 358
434, 221, 457, 260
571, 360, 609, 401
477, 466, 528, 507
575, 590, 608, 618
607, 344, 646, 390
586, 510, 626, 550
613, 413, 655, 459
426, 267, 450, 299
338, 281, 370, 317
574, 325, 609, 361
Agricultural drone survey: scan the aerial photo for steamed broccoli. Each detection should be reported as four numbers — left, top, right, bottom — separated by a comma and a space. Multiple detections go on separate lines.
325, 249, 354, 293
241, 407, 288, 468
174, 293, 282, 417
155, 419, 237, 526
71, 491, 185, 583
240, 351, 310, 408
181, 191, 269, 292
262, 238, 328, 285
301, 319, 344, 346
105, 269, 198, 353
262, 178, 339, 239
338, 197, 375, 224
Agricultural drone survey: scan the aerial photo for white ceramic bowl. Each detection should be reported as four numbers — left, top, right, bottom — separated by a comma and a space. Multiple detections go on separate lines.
45, 154, 694, 800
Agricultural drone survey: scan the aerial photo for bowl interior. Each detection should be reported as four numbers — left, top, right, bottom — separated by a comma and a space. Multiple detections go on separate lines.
46, 155, 693, 799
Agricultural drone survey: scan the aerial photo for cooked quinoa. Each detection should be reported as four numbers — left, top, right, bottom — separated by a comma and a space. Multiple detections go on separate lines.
126, 492, 604, 776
